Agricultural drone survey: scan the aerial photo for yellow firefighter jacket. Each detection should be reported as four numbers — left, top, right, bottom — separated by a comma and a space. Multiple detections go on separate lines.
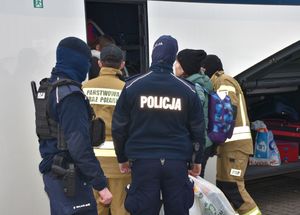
211, 71, 253, 155
82, 67, 126, 178
83, 67, 125, 141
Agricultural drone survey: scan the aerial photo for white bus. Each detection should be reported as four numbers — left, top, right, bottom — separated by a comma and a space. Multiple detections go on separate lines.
1, 0, 300, 214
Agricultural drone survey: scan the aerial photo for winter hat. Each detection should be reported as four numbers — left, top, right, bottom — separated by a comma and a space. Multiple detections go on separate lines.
100, 44, 124, 63
200, 54, 223, 78
177, 49, 207, 76
54, 37, 92, 82
151, 35, 178, 65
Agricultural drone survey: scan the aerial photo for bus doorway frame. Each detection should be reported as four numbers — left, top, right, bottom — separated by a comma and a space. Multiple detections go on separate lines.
84, 0, 149, 75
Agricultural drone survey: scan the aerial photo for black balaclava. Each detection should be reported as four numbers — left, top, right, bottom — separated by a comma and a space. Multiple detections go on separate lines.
200, 54, 223, 78
53, 37, 92, 83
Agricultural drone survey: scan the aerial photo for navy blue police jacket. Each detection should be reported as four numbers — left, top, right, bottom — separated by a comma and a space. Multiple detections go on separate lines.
112, 64, 205, 164
38, 75, 107, 191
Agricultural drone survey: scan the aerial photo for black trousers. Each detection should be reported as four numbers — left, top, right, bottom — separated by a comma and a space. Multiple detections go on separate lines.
43, 173, 97, 215
124, 159, 194, 215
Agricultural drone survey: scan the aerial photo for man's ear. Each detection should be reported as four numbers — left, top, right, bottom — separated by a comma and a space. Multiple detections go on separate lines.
119, 61, 125, 70
98, 60, 103, 68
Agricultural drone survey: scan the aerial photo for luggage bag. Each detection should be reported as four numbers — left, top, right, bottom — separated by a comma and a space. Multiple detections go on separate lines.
276, 140, 299, 162
264, 119, 300, 141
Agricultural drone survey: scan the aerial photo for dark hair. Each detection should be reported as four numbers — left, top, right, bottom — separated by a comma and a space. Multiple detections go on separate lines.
99, 35, 116, 51
89, 35, 116, 50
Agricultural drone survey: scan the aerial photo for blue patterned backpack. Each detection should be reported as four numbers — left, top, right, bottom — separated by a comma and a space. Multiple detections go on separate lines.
195, 83, 235, 144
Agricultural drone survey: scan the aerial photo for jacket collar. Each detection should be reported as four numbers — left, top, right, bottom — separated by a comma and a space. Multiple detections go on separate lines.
99, 67, 122, 76
149, 62, 173, 74
187, 73, 203, 83
215, 70, 225, 76
211, 70, 225, 84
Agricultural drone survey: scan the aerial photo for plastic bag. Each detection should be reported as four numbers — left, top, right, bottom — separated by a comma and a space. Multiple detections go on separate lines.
190, 176, 236, 215
254, 128, 269, 159
268, 131, 281, 166
251, 120, 281, 166
159, 176, 235, 215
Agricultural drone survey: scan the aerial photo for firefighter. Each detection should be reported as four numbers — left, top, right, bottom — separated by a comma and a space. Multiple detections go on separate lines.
83, 44, 130, 215
201, 54, 262, 215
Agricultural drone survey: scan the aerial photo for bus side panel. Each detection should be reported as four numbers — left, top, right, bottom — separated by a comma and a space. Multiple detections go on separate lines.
0, 1, 86, 214
147, 1, 300, 183
147, 1, 300, 77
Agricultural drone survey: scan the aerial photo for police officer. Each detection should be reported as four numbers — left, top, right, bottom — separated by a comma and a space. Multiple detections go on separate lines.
83, 45, 130, 215
200, 55, 262, 215
112, 35, 206, 215
34, 37, 112, 215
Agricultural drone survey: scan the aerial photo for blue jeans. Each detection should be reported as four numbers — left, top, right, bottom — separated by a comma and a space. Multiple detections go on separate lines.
124, 159, 194, 215
43, 173, 97, 215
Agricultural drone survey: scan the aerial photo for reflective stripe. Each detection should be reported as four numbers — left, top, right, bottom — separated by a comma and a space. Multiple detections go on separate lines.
171, 73, 195, 93
225, 126, 251, 142
225, 132, 252, 142
98, 141, 114, 149
83, 88, 121, 105
241, 206, 262, 215
94, 149, 116, 157
94, 141, 116, 157
239, 94, 246, 126
217, 85, 236, 93
232, 126, 251, 134
126, 71, 153, 89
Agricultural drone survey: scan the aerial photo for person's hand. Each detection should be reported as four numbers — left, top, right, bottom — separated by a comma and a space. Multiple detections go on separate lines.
188, 163, 202, 177
98, 187, 112, 205
119, 162, 131, 174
